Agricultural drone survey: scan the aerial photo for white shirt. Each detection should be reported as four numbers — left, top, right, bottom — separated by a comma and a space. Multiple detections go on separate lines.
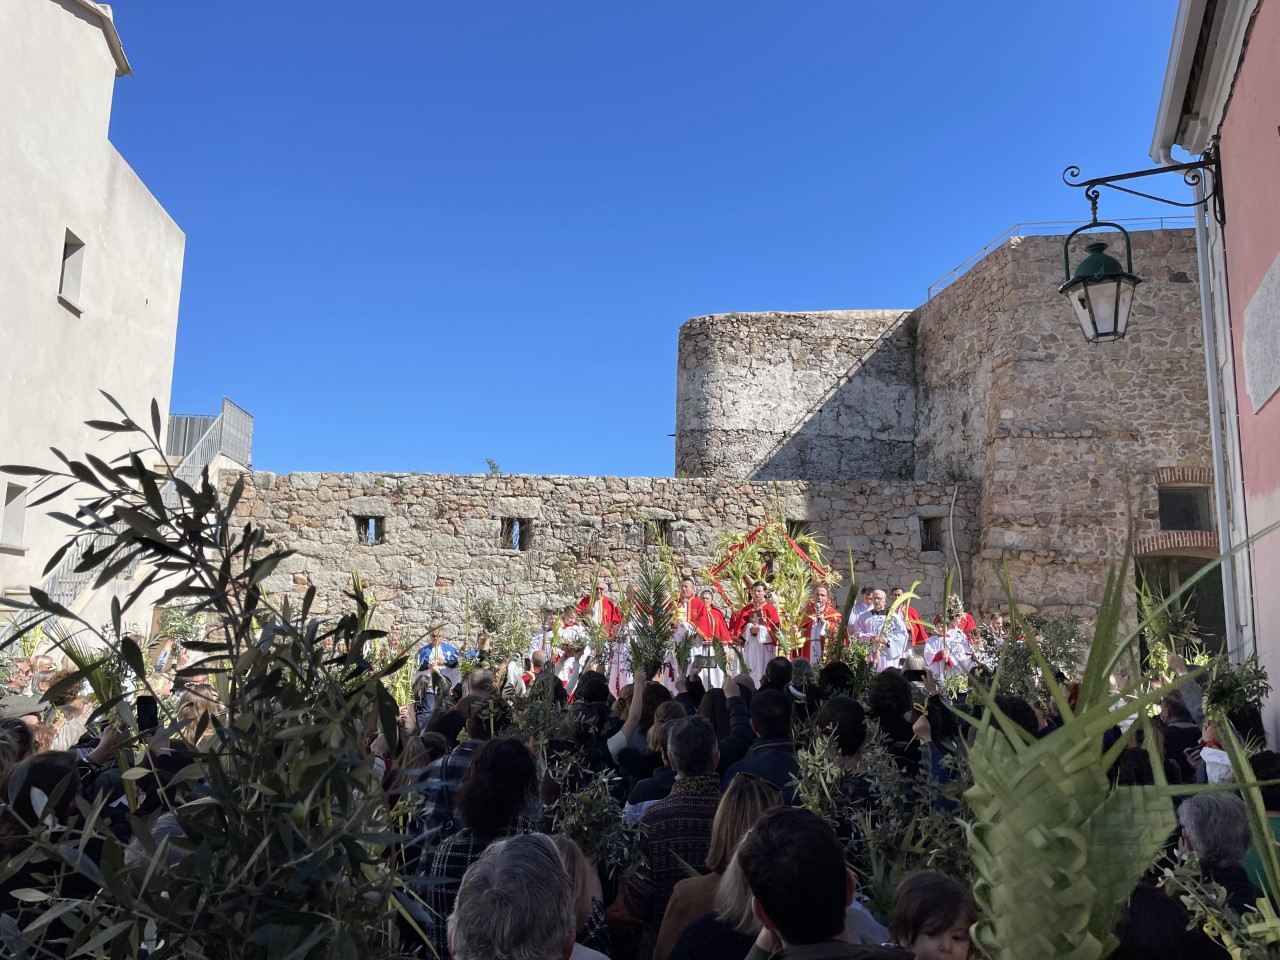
855, 610, 910, 671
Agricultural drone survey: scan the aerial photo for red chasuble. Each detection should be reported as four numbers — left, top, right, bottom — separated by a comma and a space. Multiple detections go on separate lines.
678, 596, 714, 640
707, 607, 733, 644
797, 601, 841, 660
730, 602, 781, 640
576, 593, 623, 636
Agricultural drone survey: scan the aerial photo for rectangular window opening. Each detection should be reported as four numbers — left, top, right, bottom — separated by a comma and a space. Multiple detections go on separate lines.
644, 518, 673, 547
501, 518, 533, 551
59, 229, 85, 313
920, 517, 945, 553
2, 484, 27, 548
786, 519, 812, 540
760, 551, 777, 580
1158, 487, 1213, 532
355, 515, 385, 546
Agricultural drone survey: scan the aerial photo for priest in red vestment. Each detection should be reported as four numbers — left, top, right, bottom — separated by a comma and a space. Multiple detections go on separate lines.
797, 584, 841, 663
700, 589, 734, 645
577, 577, 623, 637
675, 577, 713, 638
730, 581, 781, 678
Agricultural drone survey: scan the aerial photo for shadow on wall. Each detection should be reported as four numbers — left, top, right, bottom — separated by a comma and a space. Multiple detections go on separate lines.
752, 325, 917, 482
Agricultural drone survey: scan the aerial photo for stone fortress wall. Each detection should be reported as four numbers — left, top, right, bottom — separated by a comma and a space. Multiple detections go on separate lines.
231, 472, 977, 642
230, 227, 1210, 637
675, 310, 916, 482
916, 229, 1212, 617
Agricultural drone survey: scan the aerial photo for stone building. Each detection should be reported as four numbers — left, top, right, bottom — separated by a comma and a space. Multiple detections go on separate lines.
229, 226, 1215, 645
0, 0, 186, 628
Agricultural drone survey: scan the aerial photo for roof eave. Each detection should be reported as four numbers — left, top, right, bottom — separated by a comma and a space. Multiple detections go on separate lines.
65, 0, 131, 77
1150, 0, 1209, 164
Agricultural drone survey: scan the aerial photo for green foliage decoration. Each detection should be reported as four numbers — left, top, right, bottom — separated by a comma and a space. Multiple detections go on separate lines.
0, 395, 429, 959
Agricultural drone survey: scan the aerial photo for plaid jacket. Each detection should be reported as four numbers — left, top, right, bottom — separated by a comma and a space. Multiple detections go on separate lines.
422, 819, 537, 958
624, 775, 721, 960
414, 739, 480, 871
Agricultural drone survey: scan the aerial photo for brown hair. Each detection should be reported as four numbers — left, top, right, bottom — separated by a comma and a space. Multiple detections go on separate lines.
708, 774, 782, 873
889, 870, 979, 948
647, 700, 687, 753
699, 688, 732, 738
639, 681, 673, 734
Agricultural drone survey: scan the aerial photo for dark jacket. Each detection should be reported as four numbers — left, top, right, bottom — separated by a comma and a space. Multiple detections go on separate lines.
717, 694, 755, 775
722, 736, 800, 802
628, 766, 678, 805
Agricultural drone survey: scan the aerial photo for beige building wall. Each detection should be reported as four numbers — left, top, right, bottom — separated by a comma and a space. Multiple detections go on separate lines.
0, 0, 185, 607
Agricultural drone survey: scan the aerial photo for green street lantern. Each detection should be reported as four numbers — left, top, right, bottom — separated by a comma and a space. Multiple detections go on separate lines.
1059, 222, 1142, 343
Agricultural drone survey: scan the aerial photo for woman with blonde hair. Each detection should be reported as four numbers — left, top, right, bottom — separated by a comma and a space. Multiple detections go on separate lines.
550, 834, 610, 959
653, 772, 782, 960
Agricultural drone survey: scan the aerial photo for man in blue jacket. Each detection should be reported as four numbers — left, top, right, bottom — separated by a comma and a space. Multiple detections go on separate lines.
722, 688, 799, 802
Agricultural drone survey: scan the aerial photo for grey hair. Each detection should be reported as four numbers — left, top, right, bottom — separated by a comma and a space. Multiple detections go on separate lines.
713, 838, 762, 936
447, 833, 574, 960
1178, 792, 1253, 866
666, 715, 718, 776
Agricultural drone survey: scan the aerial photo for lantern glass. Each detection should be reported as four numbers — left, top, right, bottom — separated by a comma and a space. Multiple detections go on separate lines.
1059, 231, 1142, 343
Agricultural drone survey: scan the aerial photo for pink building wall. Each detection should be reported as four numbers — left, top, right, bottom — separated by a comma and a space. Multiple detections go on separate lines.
1218, 0, 1280, 706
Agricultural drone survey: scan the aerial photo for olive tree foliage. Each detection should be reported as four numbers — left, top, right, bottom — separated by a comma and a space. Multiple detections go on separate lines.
0, 395, 429, 959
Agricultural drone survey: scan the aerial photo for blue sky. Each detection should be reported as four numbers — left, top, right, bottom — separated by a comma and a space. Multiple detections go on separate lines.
109, 1, 1183, 478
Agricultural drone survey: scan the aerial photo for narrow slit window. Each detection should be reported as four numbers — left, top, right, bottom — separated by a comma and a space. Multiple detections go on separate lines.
355, 515, 385, 546
59, 230, 85, 312
1, 484, 27, 548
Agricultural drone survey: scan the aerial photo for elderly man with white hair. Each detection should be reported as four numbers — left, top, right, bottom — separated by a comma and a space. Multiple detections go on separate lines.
449, 832, 605, 960
1178, 792, 1264, 914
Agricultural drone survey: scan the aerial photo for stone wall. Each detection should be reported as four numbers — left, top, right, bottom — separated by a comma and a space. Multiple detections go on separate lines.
911, 244, 1013, 484
675, 310, 917, 483
217, 229, 1211, 636
227, 471, 978, 641
915, 229, 1211, 617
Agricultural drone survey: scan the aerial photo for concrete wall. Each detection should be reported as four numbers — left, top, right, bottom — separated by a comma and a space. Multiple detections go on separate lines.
916, 230, 1210, 617
1216, 0, 1280, 739
0, 0, 184, 599
675, 311, 916, 483
229, 471, 978, 640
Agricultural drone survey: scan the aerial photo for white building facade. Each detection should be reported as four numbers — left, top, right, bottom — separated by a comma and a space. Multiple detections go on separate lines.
0, 0, 185, 618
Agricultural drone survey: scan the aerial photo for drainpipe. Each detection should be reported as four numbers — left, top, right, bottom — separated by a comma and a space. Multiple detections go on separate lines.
948, 483, 963, 605
1192, 177, 1242, 660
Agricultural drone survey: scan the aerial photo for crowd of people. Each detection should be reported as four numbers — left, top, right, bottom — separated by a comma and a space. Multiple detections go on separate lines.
0, 574, 1273, 959
489, 580, 986, 701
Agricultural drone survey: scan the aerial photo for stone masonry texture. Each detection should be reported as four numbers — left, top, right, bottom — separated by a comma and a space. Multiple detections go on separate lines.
228, 473, 977, 642
228, 228, 1209, 631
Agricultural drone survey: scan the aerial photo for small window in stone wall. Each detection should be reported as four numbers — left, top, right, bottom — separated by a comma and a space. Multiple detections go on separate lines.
786, 519, 812, 540
501, 518, 533, 551
355, 516, 385, 546
920, 517, 944, 553
760, 552, 777, 579
645, 519, 673, 547
1159, 487, 1213, 532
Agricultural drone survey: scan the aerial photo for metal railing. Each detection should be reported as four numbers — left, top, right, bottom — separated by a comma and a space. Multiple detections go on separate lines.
1, 398, 253, 641
925, 216, 1195, 300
